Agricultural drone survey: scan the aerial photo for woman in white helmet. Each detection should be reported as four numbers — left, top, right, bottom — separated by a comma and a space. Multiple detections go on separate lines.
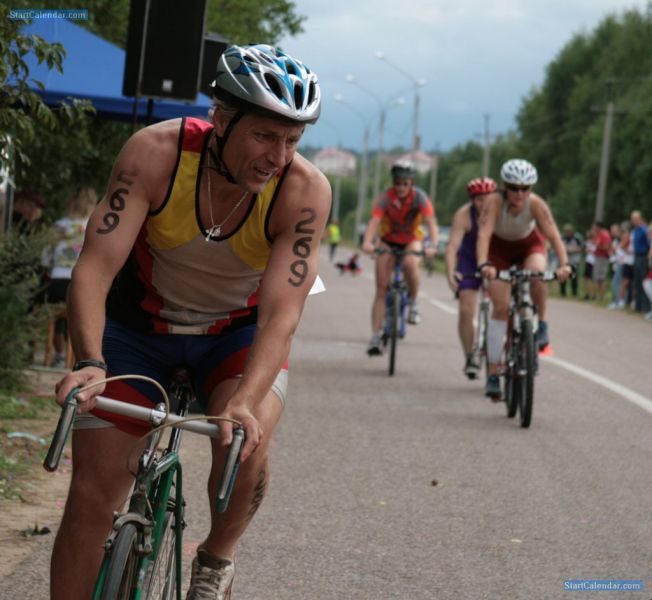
476, 159, 572, 400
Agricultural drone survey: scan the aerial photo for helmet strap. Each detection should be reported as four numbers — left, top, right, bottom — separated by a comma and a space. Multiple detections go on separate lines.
209, 111, 244, 185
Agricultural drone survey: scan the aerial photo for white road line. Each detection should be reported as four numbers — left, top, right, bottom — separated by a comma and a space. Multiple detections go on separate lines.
426, 297, 458, 316
539, 355, 652, 415
424, 293, 652, 415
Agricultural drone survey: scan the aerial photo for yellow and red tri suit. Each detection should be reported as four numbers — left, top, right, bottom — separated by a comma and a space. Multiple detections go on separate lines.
372, 186, 434, 245
106, 117, 289, 335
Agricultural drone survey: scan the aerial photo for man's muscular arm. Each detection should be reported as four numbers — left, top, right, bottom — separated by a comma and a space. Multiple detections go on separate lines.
56, 123, 177, 409
218, 159, 331, 462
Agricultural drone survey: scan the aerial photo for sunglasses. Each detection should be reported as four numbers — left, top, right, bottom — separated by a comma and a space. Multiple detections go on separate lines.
506, 184, 531, 192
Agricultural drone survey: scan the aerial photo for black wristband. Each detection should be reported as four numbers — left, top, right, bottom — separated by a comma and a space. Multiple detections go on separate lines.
477, 261, 492, 271
72, 359, 108, 372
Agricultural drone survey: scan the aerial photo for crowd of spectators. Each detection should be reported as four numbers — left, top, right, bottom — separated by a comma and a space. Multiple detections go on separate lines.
552, 209, 652, 321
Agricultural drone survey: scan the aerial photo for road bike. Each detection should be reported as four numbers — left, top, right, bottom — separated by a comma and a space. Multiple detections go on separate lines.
376, 247, 423, 376
498, 267, 556, 428
44, 370, 244, 599
473, 281, 491, 377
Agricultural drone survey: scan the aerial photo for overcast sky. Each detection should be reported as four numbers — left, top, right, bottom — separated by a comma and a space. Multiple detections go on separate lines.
278, 0, 648, 153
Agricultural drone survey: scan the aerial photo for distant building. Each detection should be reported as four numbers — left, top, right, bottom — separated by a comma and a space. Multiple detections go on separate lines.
395, 150, 434, 174
312, 147, 357, 177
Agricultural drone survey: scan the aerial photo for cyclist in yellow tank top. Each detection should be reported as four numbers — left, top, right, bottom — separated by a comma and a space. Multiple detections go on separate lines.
51, 45, 331, 600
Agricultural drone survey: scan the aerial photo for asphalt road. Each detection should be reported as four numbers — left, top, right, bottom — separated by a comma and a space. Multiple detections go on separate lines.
2, 248, 651, 599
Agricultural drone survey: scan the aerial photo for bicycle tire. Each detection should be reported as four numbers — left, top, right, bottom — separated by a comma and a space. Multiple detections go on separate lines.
479, 302, 490, 375
518, 320, 535, 428
388, 289, 400, 376
504, 333, 518, 419
100, 523, 142, 600
142, 510, 177, 600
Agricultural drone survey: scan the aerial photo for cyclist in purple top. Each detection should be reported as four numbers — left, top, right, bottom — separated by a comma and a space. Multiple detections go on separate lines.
445, 177, 496, 379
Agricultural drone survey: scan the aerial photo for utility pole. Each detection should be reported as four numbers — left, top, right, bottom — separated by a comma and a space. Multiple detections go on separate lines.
332, 171, 341, 222
482, 114, 491, 178
354, 127, 370, 246
474, 114, 494, 178
429, 147, 439, 204
593, 79, 626, 222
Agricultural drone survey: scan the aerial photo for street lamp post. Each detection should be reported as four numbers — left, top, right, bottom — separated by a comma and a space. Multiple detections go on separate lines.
345, 74, 406, 203
376, 51, 426, 159
318, 118, 344, 222
335, 93, 370, 245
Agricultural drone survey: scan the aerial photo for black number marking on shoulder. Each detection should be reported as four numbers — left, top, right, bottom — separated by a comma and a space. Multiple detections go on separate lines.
96, 212, 120, 235
288, 260, 308, 287
295, 208, 316, 234
117, 168, 138, 186
288, 208, 318, 286
97, 170, 137, 235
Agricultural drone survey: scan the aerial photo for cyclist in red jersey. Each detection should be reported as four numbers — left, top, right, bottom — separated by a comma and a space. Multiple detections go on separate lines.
477, 159, 571, 399
362, 160, 438, 355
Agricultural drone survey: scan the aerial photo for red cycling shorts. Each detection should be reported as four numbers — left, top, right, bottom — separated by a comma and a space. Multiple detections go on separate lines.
488, 228, 546, 271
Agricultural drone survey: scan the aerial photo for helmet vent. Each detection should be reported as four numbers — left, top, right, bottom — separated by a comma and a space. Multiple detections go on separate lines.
306, 82, 315, 106
293, 82, 304, 108
287, 63, 297, 75
264, 73, 284, 100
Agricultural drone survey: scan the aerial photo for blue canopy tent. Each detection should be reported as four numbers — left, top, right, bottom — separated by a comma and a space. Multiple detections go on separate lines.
22, 18, 212, 122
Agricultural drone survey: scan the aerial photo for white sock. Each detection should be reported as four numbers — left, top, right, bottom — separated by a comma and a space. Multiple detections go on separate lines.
487, 319, 508, 364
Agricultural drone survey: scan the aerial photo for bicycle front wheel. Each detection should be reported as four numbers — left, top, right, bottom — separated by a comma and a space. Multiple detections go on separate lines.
142, 510, 177, 600
479, 303, 490, 374
100, 523, 142, 600
388, 290, 400, 376
503, 334, 517, 419
518, 320, 535, 428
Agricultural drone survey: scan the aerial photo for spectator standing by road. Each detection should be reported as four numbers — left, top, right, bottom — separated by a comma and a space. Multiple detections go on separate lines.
43, 186, 97, 367
608, 223, 622, 307
643, 223, 652, 321
560, 223, 583, 297
591, 221, 611, 302
608, 225, 633, 310
631, 210, 651, 313
583, 229, 596, 300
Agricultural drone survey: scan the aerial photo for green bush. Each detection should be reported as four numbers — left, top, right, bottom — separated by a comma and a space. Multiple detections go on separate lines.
0, 230, 51, 392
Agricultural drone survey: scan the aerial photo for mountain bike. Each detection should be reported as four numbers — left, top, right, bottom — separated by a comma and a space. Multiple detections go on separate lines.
44, 370, 244, 599
498, 267, 556, 428
376, 247, 423, 376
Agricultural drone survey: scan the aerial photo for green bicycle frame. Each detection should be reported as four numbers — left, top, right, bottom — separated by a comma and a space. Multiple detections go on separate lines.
92, 451, 184, 600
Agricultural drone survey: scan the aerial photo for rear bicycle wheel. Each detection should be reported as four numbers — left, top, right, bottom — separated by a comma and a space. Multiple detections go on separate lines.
388, 290, 400, 376
518, 320, 535, 428
100, 523, 142, 600
142, 509, 178, 600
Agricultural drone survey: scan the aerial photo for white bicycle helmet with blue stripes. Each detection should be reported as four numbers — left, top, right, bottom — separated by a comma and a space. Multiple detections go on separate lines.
211, 44, 321, 125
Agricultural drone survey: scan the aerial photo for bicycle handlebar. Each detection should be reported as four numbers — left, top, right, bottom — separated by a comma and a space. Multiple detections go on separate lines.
496, 268, 558, 282
43, 392, 78, 472
374, 248, 425, 257
45, 385, 245, 514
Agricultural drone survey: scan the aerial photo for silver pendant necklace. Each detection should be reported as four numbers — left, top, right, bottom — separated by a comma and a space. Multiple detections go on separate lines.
204, 154, 248, 241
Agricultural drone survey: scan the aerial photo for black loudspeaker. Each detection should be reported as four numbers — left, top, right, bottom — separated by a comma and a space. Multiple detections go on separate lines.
199, 33, 229, 97
123, 0, 207, 101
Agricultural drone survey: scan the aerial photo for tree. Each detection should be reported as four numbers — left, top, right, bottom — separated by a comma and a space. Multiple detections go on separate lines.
206, 0, 304, 45
9, 0, 305, 48
0, 5, 93, 180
